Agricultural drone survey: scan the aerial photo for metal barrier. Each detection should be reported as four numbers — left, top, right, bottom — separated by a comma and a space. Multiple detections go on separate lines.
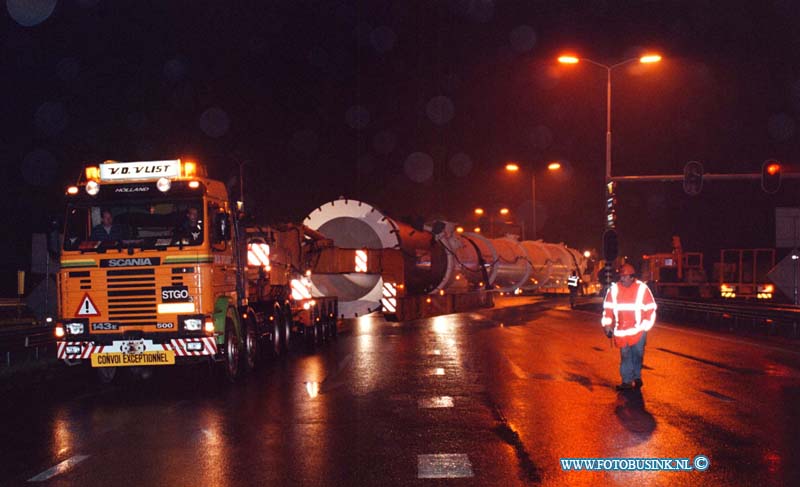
0, 323, 55, 366
655, 298, 800, 338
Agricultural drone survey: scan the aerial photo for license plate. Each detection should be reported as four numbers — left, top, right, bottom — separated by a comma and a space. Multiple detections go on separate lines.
91, 351, 175, 367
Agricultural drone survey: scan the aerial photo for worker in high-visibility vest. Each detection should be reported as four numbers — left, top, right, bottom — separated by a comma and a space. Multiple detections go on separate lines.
567, 270, 580, 309
601, 263, 657, 390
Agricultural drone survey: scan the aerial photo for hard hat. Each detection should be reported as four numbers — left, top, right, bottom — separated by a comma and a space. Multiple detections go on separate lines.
619, 263, 636, 276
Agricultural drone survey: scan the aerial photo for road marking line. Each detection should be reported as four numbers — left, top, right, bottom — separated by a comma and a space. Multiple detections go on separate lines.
506, 356, 528, 379
337, 353, 353, 372
418, 396, 454, 408
319, 353, 353, 390
418, 454, 474, 478
28, 455, 90, 482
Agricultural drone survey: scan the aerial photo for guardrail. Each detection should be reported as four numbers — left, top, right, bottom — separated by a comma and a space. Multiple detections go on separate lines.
655, 298, 800, 338
0, 323, 55, 367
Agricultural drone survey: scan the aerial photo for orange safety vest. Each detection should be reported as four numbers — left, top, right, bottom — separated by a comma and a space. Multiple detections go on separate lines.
600, 280, 657, 347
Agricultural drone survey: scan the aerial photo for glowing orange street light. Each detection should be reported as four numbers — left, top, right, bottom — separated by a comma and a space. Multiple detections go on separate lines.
557, 52, 662, 182
505, 161, 562, 240
456, 226, 464, 233
559, 51, 662, 291
499, 208, 510, 216
474, 208, 484, 216
473, 227, 481, 233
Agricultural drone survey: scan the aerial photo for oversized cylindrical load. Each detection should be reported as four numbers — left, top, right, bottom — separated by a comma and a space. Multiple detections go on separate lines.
303, 199, 447, 317
490, 236, 532, 292
518, 240, 555, 289
459, 233, 498, 286
304, 198, 589, 316
543, 243, 582, 289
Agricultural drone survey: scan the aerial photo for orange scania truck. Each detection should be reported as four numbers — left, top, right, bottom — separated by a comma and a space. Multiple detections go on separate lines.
55, 159, 338, 382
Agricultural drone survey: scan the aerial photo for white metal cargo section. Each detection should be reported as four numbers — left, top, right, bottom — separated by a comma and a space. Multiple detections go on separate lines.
304, 199, 588, 317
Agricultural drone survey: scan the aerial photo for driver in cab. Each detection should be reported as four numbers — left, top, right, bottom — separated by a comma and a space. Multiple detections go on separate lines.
174, 207, 203, 243
91, 209, 125, 241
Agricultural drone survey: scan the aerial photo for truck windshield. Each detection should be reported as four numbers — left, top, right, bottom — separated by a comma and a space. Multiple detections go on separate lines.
63, 199, 204, 251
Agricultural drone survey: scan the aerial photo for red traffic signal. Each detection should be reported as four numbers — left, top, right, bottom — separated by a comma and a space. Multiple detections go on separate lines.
683, 161, 703, 195
761, 160, 782, 194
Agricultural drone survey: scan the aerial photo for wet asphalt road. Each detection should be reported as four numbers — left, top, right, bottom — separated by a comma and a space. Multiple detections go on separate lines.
2, 296, 800, 486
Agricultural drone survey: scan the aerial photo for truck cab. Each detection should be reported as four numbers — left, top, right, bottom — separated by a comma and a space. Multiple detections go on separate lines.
55, 159, 243, 381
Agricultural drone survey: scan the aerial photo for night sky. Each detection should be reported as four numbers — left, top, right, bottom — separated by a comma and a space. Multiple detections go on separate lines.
3, 0, 800, 292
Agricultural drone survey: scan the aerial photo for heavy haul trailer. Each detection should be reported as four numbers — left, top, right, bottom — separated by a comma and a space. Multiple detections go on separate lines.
302, 198, 596, 321
55, 159, 337, 383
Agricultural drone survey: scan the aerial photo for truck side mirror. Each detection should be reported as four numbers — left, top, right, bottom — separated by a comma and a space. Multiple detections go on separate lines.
47, 218, 61, 257
214, 212, 231, 242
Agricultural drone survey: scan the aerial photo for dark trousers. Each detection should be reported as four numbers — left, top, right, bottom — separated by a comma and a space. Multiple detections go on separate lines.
619, 332, 647, 383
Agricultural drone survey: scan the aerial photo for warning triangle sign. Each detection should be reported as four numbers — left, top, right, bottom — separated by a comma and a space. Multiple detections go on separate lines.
75, 293, 100, 317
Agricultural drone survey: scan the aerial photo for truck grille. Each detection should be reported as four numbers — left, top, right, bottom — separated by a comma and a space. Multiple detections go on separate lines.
106, 268, 157, 325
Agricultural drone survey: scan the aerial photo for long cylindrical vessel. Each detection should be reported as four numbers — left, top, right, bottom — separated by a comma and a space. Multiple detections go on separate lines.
304, 198, 588, 317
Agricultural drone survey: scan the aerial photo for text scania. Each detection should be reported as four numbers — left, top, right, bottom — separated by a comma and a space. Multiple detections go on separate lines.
108, 258, 153, 267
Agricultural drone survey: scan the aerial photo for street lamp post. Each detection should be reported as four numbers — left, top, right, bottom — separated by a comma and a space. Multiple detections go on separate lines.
506, 161, 561, 240
473, 207, 514, 238
558, 53, 661, 288
557, 54, 661, 183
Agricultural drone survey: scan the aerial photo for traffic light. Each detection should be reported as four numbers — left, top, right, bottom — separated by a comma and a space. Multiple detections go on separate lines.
605, 181, 617, 230
683, 161, 704, 196
603, 229, 618, 262
761, 159, 782, 194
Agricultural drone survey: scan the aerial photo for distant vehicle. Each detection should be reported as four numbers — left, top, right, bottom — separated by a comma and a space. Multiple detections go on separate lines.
641, 236, 776, 300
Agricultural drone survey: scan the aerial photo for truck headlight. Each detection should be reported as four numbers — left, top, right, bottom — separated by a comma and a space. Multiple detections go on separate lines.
85, 180, 99, 195
157, 177, 171, 192
66, 322, 85, 335
183, 318, 202, 331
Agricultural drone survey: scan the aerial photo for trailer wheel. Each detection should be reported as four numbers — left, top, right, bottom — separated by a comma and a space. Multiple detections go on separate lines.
281, 304, 293, 353
271, 312, 282, 357
223, 315, 241, 382
243, 314, 258, 372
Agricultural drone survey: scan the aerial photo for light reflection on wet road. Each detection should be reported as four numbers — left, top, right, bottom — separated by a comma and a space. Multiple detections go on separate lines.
2, 297, 800, 485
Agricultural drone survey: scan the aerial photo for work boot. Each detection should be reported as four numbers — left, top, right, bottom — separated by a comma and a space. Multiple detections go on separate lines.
634, 378, 643, 388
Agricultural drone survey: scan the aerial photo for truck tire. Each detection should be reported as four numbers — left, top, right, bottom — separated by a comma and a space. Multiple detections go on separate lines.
281, 304, 293, 353
223, 315, 241, 382
271, 311, 282, 357
243, 314, 258, 373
